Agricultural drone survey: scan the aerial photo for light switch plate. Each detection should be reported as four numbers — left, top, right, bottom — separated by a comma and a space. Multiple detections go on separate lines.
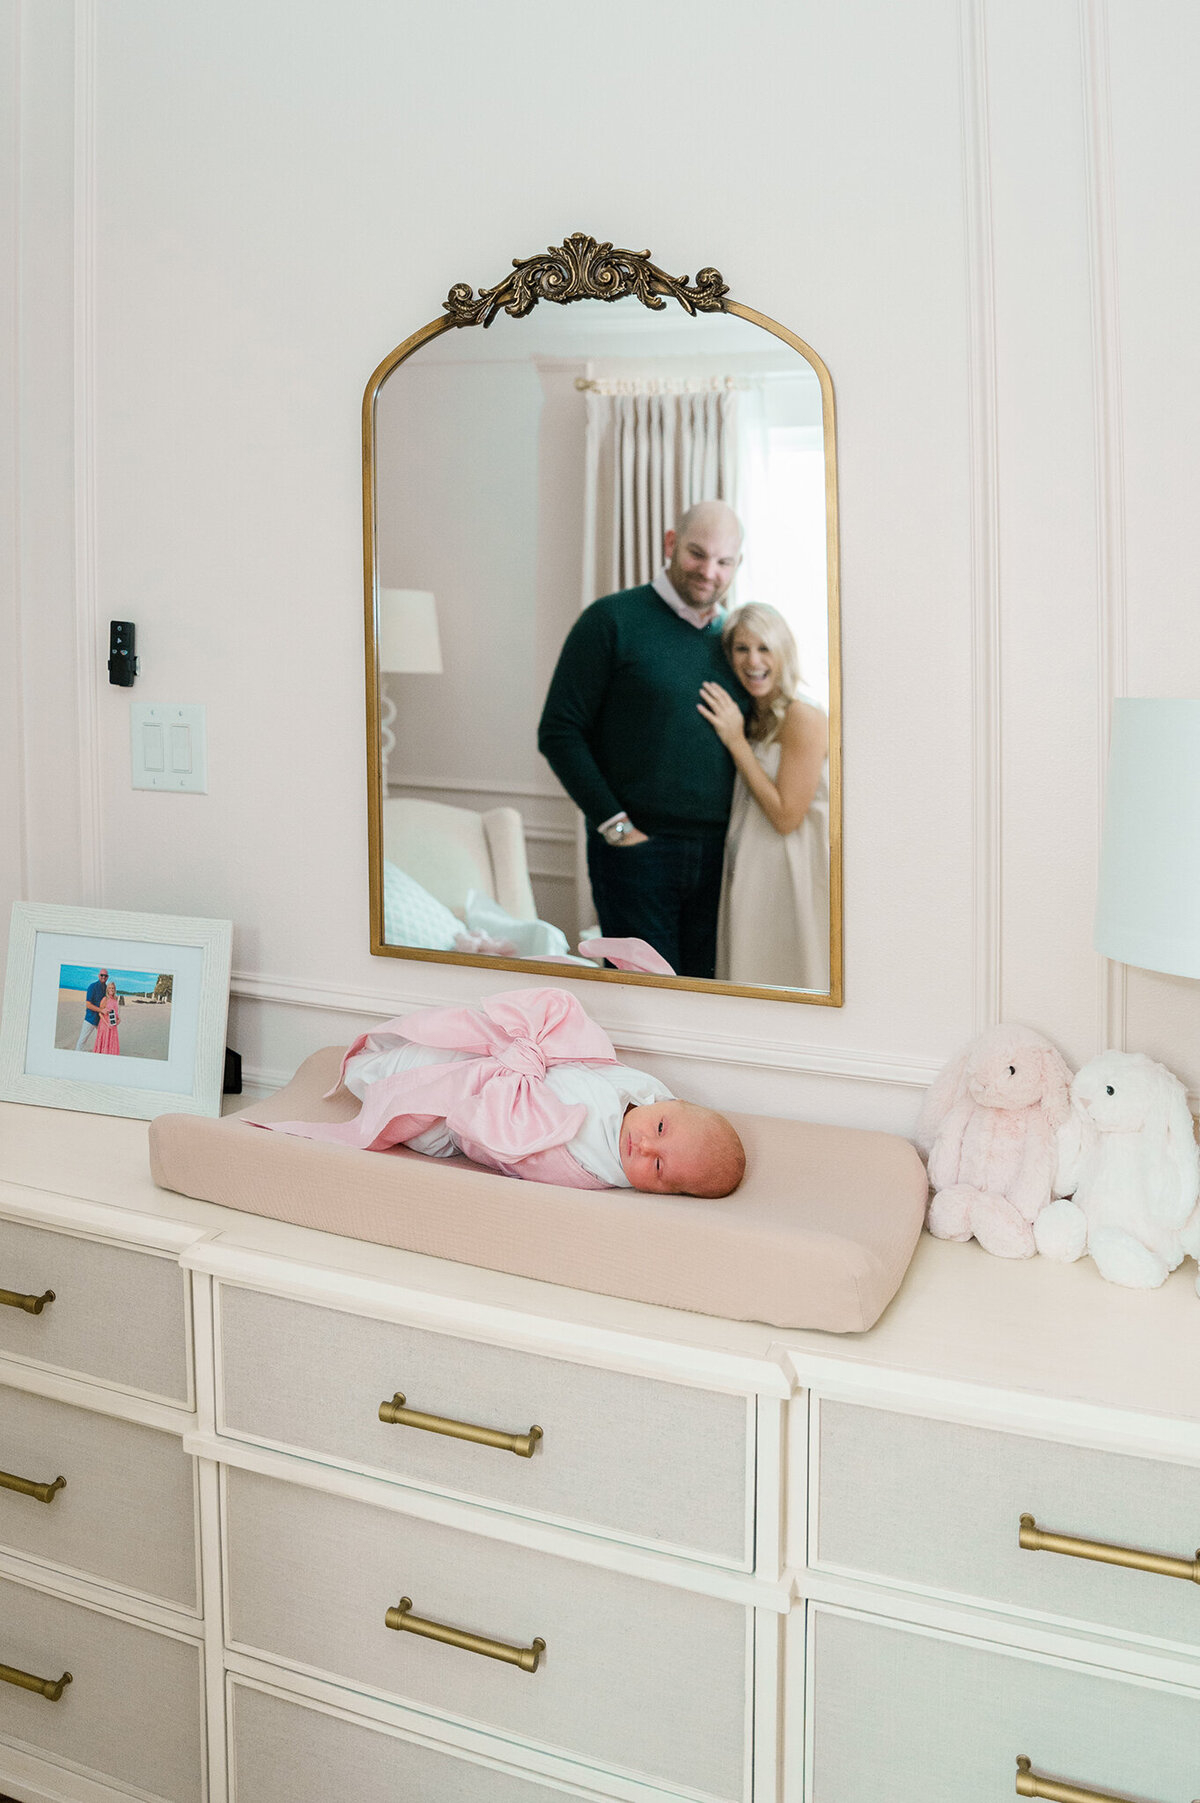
130, 703, 207, 793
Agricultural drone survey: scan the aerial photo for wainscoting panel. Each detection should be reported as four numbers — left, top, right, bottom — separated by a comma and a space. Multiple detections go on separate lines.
6, 0, 1200, 1131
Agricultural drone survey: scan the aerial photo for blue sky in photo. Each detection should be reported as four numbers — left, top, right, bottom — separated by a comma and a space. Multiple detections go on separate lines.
59, 964, 169, 994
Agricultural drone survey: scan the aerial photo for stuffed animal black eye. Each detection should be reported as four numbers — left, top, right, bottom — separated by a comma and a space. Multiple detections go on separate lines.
1106, 1084, 1114, 1095
1008, 1065, 1016, 1076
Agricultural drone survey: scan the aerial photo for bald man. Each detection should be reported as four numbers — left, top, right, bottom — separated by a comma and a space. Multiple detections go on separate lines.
74, 967, 110, 1051
538, 502, 749, 979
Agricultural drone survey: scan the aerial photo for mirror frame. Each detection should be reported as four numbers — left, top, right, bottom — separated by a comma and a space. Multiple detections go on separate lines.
363, 234, 843, 1005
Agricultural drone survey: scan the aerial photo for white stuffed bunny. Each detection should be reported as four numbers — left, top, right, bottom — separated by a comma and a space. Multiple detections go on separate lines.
916, 1023, 1074, 1259
1034, 1050, 1200, 1288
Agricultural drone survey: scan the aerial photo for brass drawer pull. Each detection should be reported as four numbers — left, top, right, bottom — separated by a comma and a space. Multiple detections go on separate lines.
0, 1469, 66, 1505
379, 1392, 543, 1459
1016, 1753, 1158, 1802
1020, 1514, 1200, 1585
385, 1596, 545, 1672
0, 1288, 55, 1315
0, 1661, 71, 1702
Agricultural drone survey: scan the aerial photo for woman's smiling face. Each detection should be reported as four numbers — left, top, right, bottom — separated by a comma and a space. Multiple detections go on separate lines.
728, 630, 777, 703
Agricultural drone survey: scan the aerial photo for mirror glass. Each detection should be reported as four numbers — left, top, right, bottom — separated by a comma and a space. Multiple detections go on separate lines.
367, 292, 841, 1002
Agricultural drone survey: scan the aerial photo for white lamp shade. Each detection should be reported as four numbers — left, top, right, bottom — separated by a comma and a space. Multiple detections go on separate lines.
1095, 698, 1200, 978
378, 589, 442, 674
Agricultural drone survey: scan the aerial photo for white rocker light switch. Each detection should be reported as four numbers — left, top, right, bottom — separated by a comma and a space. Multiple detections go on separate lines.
131, 704, 207, 793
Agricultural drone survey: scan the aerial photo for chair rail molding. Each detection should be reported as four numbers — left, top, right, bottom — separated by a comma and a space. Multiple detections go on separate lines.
391, 774, 567, 806
229, 968, 942, 1091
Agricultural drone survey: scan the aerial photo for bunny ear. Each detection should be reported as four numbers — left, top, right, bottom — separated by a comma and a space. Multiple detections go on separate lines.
915, 1039, 975, 1156
1037, 1046, 1074, 1132
1149, 1063, 1200, 1223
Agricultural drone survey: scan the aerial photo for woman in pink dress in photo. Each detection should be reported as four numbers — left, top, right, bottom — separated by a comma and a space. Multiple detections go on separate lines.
93, 981, 121, 1055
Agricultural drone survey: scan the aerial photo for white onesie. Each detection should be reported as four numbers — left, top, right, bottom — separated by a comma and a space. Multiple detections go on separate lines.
344, 1036, 673, 1188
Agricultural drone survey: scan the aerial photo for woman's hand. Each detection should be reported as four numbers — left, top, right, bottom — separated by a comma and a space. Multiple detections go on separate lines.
697, 682, 747, 748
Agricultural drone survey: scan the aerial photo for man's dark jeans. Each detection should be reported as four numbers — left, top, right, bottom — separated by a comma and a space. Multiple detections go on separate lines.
586, 830, 725, 979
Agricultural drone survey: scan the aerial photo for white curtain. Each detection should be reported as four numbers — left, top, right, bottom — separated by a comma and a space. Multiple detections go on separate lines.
729, 378, 770, 614
730, 374, 830, 707
580, 381, 739, 602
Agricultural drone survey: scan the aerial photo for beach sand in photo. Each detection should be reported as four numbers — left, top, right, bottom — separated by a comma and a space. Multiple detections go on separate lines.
55, 988, 172, 1061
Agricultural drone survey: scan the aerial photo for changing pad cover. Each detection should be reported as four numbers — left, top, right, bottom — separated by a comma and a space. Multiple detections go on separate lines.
149, 1047, 928, 1332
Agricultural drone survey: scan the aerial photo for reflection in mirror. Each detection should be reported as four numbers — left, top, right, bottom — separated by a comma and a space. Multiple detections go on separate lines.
369, 292, 841, 1001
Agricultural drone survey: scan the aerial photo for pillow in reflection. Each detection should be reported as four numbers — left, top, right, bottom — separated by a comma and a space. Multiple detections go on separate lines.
381, 861, 462, 950
461, 890, 571, 960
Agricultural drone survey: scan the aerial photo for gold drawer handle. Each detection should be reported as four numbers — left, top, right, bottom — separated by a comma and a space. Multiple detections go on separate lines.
385, 1597, 545, 1673
1020, 1514, 1200, 1585
0, 1469, 66, 1505
0, 1661, 72, 1702
1015, 1753, 1172, 1802
379, 1392, 543, 1459
0, 1288, 55, 1315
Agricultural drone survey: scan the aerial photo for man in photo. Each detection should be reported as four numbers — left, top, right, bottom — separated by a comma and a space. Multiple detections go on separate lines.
537, 500, 749, 979
74, 967, 109, 1051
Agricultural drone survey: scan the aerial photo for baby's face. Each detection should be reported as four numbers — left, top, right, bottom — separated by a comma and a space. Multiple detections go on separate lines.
620, 1100, 740, 1195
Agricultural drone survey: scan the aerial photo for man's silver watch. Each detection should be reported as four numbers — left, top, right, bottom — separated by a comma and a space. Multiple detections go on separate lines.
601, 817, 636, 846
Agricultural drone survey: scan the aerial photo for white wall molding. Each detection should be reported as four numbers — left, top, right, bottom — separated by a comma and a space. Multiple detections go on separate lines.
229, 968, 940, 1089
3, 1, 30, 915
30, 3, 1197, 1127
1080, 0, 1128, 1056
959, 0, 1003, 1034
394, 774, 566, 805
525, 822, 577, 884
72, 0, 101, 904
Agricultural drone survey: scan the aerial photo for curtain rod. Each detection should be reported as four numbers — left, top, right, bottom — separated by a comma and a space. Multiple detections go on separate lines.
574, 375, 748, 395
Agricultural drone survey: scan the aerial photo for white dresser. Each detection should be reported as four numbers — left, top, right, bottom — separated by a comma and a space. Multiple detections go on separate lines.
0, 1101, 1197, 1803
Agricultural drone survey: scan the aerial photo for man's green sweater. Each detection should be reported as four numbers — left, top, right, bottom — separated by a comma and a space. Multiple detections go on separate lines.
537, 584, 748, 838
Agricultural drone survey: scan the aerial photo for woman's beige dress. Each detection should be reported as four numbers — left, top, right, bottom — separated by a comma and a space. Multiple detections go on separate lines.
716, 731, 830, 989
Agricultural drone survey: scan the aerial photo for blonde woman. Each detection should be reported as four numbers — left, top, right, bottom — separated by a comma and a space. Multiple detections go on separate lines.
697, 603, 830, 989
92, 980, 122, 1055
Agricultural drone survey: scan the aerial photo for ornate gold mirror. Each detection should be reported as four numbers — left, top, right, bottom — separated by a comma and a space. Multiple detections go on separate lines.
364, 234, 842, 1004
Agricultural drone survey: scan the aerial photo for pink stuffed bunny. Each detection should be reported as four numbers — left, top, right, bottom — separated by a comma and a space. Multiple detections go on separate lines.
916, 1023, 1074, 1258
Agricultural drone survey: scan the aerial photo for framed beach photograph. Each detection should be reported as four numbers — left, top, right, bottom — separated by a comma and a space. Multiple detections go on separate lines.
0, 903, 232, 1120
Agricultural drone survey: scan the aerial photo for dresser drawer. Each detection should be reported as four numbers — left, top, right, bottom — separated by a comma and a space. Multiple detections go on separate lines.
815, 1399, 1200, 1647
0, 1574, 204, 1802
809, 1606, 1200, 1803
230, 1678, 649, 1802
217, 1284, 752, 1566
0, 1387, 198, 1610
225, 1467, 749, 1801
0, 1218, 190, 1406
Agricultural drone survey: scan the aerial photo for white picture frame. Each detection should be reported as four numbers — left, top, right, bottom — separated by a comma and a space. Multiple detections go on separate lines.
0, 902, 233, 1120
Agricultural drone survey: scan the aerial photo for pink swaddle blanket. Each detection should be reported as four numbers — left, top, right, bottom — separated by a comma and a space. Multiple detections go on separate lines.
259, 987, 623, 1188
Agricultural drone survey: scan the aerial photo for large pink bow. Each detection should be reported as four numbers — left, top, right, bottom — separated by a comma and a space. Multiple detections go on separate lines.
268, 987, 619, 1161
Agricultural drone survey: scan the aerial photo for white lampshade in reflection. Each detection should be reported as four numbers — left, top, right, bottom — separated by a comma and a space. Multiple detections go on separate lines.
1095, 698, 1200, 978
379, 589, 443, 674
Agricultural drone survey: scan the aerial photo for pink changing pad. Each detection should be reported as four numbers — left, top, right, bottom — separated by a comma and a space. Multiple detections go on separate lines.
149, 1047, 928, 1332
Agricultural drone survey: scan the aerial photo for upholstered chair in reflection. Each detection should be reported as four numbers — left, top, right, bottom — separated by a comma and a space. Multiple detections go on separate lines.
382, 797, 536, 922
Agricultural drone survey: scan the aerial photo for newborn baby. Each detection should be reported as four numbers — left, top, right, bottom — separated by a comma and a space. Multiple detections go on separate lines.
265, 987, 745, 1198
